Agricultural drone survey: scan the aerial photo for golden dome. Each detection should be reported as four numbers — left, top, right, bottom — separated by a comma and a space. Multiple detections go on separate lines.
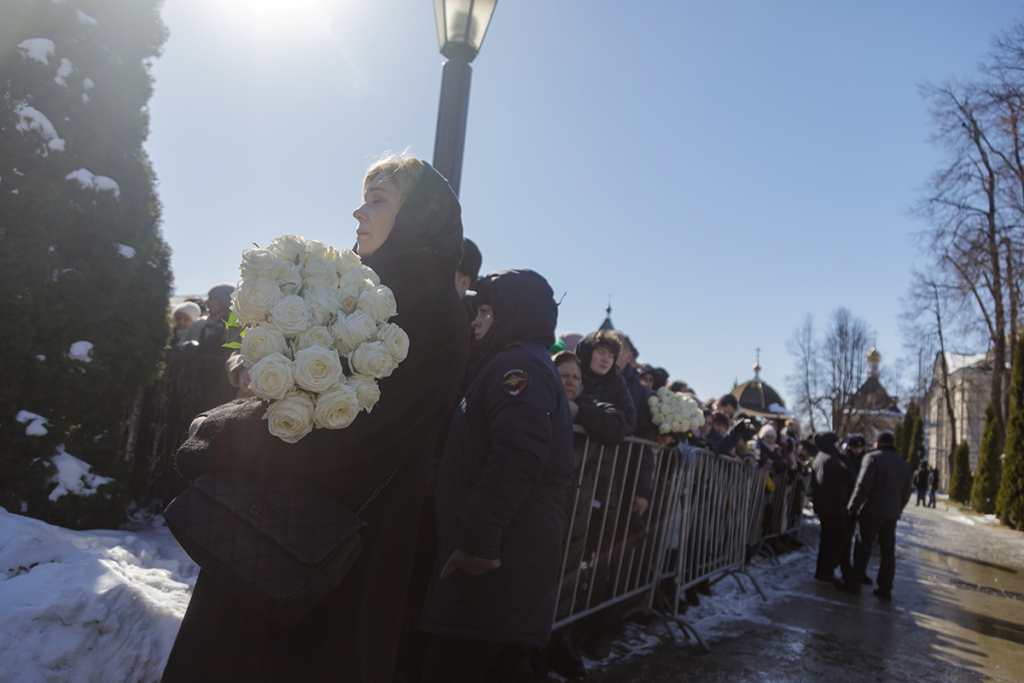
867, 346, 882, 362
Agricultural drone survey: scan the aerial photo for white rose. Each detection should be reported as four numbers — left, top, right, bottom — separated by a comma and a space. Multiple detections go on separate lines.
296, 325, 335, 352
313, 383, 361, 430
240, 248, 281, 280
241, 324, 289, 367
268, 234, 307, 265
337, 284, 361, 315
357, 285, 398, 323
375, 322, 410, 364
357, 264, 381, 286
268, 295, 312, 336
349, 341, 395, 379
303, 284, 343, 326
346, 374, 381, 413
329, 311, 377, 354
249, 352, 294, 401
305, 239, 330, 259
264, 392, 315, 443
232, 277, 283, 326
301, 253, 340, 288
293, 344, 344, 393
276, 260, 303, 296
332, 248, 362, 277
339, 268, 374, 292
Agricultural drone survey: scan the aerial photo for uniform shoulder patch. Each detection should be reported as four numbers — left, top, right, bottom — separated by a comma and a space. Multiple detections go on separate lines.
501, 367, 529, 396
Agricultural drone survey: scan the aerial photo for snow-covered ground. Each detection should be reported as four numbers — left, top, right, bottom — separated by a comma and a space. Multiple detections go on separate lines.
0, 508, 197, 683
0, 506, 814, 682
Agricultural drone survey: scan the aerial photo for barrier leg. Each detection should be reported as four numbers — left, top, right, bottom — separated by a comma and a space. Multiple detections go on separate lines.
671, 616, 711, 652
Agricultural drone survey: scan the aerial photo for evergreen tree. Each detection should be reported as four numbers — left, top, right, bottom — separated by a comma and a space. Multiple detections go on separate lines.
907, 417, 925, 469
949, 441, 972, 504
900, 400, 921, 464
894, 421, 906, 464
970, 403, 1003, 514
996, 335, 1024, 529
0, 0, 171, 528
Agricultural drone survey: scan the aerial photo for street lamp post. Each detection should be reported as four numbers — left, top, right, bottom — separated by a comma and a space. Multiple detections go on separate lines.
432, 0, 497, 195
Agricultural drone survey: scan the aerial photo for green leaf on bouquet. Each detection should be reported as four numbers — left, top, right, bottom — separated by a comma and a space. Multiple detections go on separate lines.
223, 340, 242, 348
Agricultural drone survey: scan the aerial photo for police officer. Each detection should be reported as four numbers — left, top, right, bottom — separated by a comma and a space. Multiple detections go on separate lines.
838, 432, 913, 601
420, 269, 573, 682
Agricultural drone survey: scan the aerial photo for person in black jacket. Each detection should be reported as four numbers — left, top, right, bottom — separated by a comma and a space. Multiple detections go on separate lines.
913, 462, 930, 507
838, 432, 913, 600
928, 466, 939, 508
419, 269, 573, 682
810, 432, 857, 583
161, 156, 470, 683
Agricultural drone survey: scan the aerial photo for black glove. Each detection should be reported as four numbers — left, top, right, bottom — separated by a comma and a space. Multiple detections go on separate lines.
732, 418, 759, 441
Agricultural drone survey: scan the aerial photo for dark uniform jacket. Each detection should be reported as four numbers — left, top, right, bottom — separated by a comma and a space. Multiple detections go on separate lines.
421, 269, 573, 647
810, 450, 856, 517
161, 164, 469, 683
848, 446, 913, 521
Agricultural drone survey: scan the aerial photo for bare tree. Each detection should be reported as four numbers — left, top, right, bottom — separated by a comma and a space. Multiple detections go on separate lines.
919, 79, 1010, 423
904, 271, 961, 477
785, 314, 827, 431
821, 308, 873, 436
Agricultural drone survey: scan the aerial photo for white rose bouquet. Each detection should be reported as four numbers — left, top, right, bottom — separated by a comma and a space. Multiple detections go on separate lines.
227, 234, 410, 443
647, 387, 704, 441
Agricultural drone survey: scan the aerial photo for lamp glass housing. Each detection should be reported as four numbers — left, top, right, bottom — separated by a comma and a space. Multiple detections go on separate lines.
434, 0, 497, 60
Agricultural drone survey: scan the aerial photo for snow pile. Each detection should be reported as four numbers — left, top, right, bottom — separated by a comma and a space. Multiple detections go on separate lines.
115, 243, 136, 258
76, 9, 98, 26
15, 410, 50, 436
67, 340, 94, 362
0, 508, 197, 682
65, 169, 120, 199
54, 57, 73, 87
17, 38, 55, 65
15, 105, 65, 153
48, 445, 114, 502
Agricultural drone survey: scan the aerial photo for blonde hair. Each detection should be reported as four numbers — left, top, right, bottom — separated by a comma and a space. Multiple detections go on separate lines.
363, 152, 426, 207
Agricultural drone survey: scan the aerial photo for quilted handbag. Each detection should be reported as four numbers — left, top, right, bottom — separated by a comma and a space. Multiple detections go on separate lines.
164, 474, 385, 627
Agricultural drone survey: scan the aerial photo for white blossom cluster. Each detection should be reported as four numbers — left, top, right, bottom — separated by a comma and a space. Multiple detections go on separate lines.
648, 387, 704, 436
231, 234, 409, 443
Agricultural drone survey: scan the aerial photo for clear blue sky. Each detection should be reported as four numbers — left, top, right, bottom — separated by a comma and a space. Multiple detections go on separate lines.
147, 0, 1024, 403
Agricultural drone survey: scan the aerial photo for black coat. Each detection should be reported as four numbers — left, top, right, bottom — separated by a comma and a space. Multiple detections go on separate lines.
420, 269, 573, 647
848, 446, 913, 520
161, 163, 470, 683
810, 450, 856, 517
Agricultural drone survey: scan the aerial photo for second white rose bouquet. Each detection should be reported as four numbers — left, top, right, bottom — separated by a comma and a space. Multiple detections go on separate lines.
229, 234, 409, 443
648, 387, 704, 441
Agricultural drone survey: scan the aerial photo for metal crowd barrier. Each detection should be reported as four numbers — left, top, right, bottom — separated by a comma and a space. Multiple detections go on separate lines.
757, 469, 812, 561
550, 428, 794, 651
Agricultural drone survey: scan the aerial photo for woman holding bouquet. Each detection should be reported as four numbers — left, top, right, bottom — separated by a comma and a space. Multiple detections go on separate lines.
161, 155, 470, 683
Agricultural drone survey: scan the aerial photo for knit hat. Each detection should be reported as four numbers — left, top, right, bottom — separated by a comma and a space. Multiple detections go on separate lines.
458, 238, 482, 281
207, 283, 235, 308
173, 301, 202, 322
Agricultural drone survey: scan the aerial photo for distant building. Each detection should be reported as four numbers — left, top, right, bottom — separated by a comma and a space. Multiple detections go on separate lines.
730, 358, 794, 421
924, 351, 990, 489
843, 346, 902, 441
598, 303, 614, 331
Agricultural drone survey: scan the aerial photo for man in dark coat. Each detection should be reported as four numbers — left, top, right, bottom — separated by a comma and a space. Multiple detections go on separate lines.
810, 432, 857, 583
420, 269, 573, 682
838, 432, 913, 601
161, 161, 470, 683
913, 462, 930, 507
928, 466, 939, 508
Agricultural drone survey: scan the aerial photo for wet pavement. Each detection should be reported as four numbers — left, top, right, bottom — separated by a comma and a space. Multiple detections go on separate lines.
587, 501, 1024, 682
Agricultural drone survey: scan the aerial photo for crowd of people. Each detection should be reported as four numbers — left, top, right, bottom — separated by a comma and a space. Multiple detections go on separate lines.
157, 154, 860, 683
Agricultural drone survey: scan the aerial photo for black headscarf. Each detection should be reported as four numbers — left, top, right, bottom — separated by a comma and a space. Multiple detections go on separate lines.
360, 162, 463, 287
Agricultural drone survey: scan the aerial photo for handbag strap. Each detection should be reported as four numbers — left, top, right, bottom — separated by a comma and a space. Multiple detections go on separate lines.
357, 468, 399, 518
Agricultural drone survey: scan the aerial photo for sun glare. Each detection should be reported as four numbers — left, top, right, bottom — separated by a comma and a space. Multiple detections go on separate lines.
206, 0, 348, 38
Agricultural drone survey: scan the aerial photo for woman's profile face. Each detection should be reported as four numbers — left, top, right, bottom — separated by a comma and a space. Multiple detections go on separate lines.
353, 175, 402, 257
